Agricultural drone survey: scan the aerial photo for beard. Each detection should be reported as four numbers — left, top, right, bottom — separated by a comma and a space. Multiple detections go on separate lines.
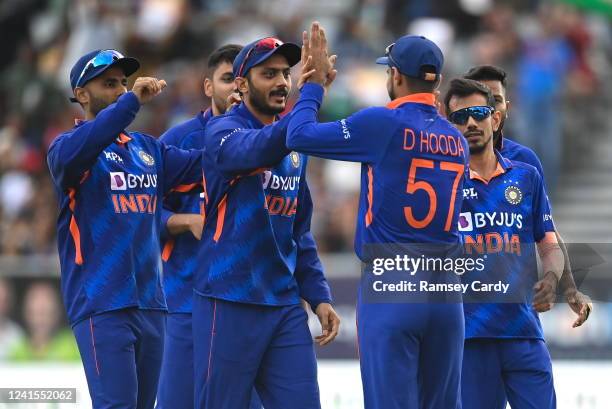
468, 132, 492, 154
212, 96, 228, 115
89, 94, 114, 116
248, 81, 287, 116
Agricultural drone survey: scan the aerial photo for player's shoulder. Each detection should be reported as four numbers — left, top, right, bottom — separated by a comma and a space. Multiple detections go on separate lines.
161, 115, 207, 149
48, 128, 75, 152
502, 138, 542, 167
161, 115, 205, 145
507, 158, 542, 184
436, 115, 464, 137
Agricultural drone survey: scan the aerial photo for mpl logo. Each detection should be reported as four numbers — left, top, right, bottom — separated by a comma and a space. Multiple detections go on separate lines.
110, 172, 127, 190
463, 188, 478, 200
458, 212, 473, 232
104, 151, 124, 163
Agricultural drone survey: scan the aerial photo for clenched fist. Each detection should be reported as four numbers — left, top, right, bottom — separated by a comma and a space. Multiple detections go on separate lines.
132, 77, 167, 105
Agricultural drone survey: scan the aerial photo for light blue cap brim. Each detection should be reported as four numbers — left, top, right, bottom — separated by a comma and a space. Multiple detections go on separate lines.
375, 56, 390, 65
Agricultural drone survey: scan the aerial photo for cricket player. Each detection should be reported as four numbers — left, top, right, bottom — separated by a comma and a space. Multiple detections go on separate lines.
465, 65, 592, 326
444, 78, 564, 409
47, 50, 203, 409
156, 44, 267, 409
192, 33, 340, 409
288, 28, 468, 409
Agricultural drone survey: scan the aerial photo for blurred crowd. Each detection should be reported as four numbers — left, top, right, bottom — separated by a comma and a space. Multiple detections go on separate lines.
0, 0, 611, 358
1, 0, 610, 256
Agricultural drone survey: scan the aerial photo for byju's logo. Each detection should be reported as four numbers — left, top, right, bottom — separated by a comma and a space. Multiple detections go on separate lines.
110, 172, 127, 190
458, 212, 473, 232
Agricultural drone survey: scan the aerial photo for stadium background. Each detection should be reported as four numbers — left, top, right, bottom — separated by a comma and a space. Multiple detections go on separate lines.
0, 0, 611, 408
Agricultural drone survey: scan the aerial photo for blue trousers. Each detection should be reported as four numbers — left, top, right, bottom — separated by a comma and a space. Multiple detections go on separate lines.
462, 338, 556, 409
156, 312, 263, 409
193, 294, 320, 409
357, 300, 464, 409
73, 308, 165, 409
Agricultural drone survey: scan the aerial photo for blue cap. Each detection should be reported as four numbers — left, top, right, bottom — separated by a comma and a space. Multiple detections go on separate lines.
233, 37, 301, 78
376, 35, 443, 81
69, 49, 140, 101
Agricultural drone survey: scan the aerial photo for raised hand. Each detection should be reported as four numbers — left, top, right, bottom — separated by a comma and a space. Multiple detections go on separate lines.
300, 23, 338, 93
302, 22, 333, 86
132, 77, 167, 105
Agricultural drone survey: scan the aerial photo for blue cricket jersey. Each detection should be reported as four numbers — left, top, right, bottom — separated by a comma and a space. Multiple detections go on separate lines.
459, 151, 555, 339
47, 91, 203, 326
500, 136, 544, 177
159, 109, 212, 313
194, 102, 332, 309
287, 83, 469, 259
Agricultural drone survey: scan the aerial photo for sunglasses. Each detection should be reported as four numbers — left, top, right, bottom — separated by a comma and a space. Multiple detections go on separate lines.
237, 37, 282, 77
75, 49, 125, 88
448, 106, 494, 125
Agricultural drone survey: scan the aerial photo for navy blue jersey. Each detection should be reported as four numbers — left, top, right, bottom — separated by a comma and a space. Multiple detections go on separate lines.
459, 151, 555, 339
194, 102, 331, 309
287, 84, 469, 260
47, 92, 202, 325
159, 110, 212, 313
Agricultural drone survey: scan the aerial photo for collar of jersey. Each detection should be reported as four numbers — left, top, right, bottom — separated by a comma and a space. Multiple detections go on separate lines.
386, 93, 436, 109
73, 118, 132, 144
469, 149, 513, 183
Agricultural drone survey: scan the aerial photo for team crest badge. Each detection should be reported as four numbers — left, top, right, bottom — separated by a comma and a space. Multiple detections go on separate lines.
290, 152, 300, 168
505, 185, 522, 205
138, 150, 155, 166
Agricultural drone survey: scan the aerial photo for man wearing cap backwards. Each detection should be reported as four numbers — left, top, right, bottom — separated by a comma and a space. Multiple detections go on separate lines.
47, 49, 204, 409
191, 26, 340, 409
288, 25, 468, 409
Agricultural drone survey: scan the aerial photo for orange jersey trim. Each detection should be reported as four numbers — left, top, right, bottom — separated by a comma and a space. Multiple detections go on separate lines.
213, 195, 228, 242
117, 133, 132, 145
386, 93, 436, 109
171, 182, 201, 193
469, 162, 505, 184
161, 239, 175, 262
365, 165, 374, 227
67, 188, 83, 265
212, 179, 238, 242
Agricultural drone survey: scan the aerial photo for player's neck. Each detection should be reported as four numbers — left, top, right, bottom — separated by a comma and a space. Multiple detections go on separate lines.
470, 145, 498, 180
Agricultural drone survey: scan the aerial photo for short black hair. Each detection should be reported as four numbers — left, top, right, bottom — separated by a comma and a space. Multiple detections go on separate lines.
404, 76, 438, 94
464, 65, 508, 89
207, 44, 243, 74
444, 78, 495, 114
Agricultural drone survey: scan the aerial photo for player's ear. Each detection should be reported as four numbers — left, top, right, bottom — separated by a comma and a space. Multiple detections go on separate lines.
235, 77, 248, 96
392, 67, 402, 86
204, 77, 213, 98
505, 99, 511, 117
74, 87, 89, 105
492, 109, 502, 132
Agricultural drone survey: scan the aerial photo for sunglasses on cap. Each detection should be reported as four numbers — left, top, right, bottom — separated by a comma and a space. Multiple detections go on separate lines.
75, 49, 125, 88
236, 37, 283, 78
383, 43, 401, 69
448, 106, 494, 125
